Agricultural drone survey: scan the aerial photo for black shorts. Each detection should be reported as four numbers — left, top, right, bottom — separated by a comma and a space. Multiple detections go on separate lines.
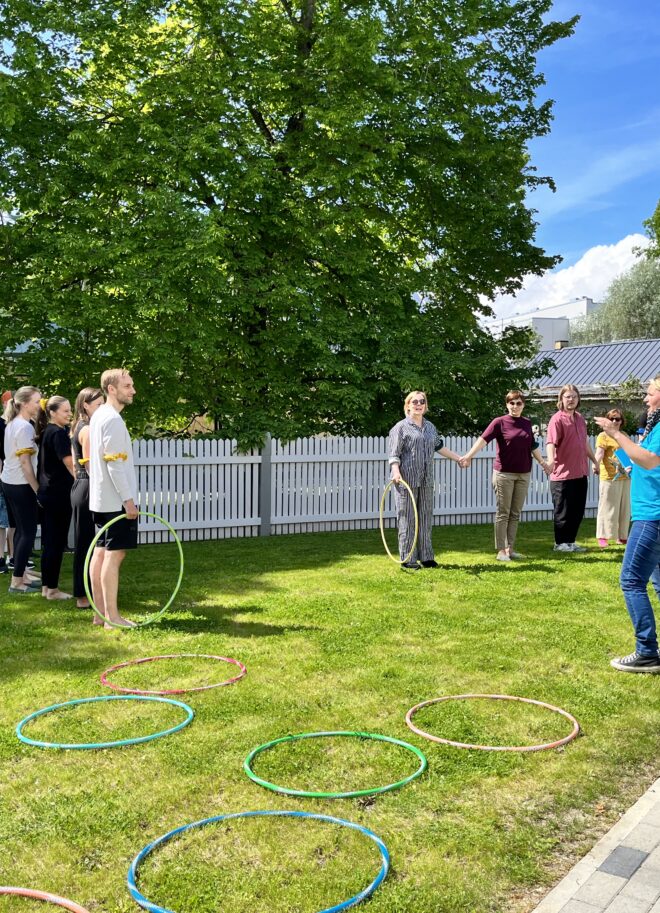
93, 511, 138, 551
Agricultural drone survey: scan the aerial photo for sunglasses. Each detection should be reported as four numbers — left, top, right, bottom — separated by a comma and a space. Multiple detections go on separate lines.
410, 399, 426, 405
507, 400, 524, 406
610, 417, 622, 423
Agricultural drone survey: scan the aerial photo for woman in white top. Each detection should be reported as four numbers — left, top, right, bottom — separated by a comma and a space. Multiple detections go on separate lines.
1, 386, 43, 593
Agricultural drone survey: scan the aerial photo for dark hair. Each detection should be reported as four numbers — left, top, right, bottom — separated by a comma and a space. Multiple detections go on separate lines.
71, 387, 103, 435
506, 389, 525, 404
34, 395, 69, 443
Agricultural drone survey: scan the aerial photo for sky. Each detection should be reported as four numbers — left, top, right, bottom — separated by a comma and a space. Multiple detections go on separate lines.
490, 0, 660, 319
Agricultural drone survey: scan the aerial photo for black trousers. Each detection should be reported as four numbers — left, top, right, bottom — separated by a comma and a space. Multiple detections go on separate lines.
71, 478, 95, 598
551, 477, 588, 545
1, 482, 38, 577
40, 496, 72, 589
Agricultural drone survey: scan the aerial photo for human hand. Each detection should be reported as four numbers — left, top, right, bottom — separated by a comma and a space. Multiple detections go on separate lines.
545, 459, 555, 475
458, 456, 471, 469
594, 416, 618, 437
123, 499, 139, 520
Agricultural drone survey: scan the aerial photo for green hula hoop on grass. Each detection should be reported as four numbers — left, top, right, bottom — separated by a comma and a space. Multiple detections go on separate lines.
379, 479, 419, 565
83, 511, 184, 629
244, 730, 428, 798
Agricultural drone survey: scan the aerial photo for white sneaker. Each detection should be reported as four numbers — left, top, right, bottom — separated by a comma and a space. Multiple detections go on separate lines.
553, 543, 573, 552
496, 553, 512, 562
568, 543, 587, 553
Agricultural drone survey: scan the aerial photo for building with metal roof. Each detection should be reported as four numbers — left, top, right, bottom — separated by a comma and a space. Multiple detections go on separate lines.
529, 338, 660, 402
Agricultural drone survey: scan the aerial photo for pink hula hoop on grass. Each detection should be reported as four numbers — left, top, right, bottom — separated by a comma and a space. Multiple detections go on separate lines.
405, 693, 580, 753
0, 886, 91, 912
100, 653, 247, 695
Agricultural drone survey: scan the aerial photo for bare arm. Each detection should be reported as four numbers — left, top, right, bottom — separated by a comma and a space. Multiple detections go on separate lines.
18, 453, 38, 492
460, 437, 487, 468
63, 454, 75, 479
438, 445, 462, 464
546, 442, 556, 474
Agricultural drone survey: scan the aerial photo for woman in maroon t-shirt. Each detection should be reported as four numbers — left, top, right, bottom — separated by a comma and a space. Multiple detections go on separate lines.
460, 391, 549, 562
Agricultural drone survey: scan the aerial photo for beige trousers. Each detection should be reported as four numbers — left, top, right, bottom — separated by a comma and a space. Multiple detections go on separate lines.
492, 471, 531, 552
596, 478, 631, 541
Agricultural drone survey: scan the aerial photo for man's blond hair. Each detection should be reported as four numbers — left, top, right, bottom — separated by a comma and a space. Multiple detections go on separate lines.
100, 369, 129, 396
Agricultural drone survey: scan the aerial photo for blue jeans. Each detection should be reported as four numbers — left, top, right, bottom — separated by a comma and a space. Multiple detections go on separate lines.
619, 520, 660, 656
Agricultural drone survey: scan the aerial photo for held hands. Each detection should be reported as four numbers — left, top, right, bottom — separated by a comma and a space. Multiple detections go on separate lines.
458, 456, 471, 469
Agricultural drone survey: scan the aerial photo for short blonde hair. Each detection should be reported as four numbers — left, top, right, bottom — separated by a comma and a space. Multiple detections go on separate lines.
557, 384, 580, 410
404, 391, 428, 415
650, 374, 660, 392
100, 369, 129, 396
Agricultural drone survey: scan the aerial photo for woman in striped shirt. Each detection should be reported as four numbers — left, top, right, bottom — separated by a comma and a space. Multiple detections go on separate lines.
388, 391, 462, 570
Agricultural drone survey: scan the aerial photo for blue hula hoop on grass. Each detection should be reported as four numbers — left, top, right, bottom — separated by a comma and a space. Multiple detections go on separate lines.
127, 810, 390, 913
83, 510, 184, 629
16, 695, 194, 750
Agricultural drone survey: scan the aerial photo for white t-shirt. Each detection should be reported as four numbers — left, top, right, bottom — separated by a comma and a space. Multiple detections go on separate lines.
88, 403, 137, 512
0, 418, 38, 485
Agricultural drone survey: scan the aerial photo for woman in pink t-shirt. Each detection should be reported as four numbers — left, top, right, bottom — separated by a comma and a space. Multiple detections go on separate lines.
546, 384, 598, 553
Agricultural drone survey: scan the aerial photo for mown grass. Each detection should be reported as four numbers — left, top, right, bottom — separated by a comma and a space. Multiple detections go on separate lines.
1, 519, 659, 913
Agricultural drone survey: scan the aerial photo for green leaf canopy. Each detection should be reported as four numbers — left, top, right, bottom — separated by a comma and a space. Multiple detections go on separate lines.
0, 0, 576, 444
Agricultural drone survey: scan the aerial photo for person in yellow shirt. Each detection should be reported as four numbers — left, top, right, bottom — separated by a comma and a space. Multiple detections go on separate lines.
594, 408, 631, 548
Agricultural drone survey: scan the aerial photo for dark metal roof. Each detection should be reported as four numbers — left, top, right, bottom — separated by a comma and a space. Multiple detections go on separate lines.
530, 338, 660, 390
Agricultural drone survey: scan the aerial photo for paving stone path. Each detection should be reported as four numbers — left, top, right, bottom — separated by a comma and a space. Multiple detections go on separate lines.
532, 777, 660, 913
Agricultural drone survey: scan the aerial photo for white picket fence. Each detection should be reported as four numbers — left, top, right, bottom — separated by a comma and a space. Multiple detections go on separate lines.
131, 436, 599, 543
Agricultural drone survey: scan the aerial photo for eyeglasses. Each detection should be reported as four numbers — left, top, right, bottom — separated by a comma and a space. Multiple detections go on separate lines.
410, 399, 426, 405
507, 400, 524, 406
610, 417, 622, 423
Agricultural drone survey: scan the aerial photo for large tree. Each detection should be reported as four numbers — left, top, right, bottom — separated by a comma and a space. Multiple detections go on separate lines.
0, 0, 575, 445
571, 257, 660, 345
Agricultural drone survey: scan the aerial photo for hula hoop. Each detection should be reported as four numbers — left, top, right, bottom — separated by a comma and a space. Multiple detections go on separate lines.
243, 730, 427, 798
0, 887, 91, 912
16, 694, 194, 750
100, 653, 247, 695
379, 479, 419, 565
83, 510, 183, 629
127, 810, 390, 913
405, 694, 580, 753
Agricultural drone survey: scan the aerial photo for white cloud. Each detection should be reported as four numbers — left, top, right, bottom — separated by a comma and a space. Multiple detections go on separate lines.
488, 233, 650, 320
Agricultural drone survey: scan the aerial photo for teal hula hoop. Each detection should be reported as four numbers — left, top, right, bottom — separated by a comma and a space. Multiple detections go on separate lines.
244, 730, 428, 799
16, 695, 194, 750
83, 510, 184, 628
127, 810, 390, 913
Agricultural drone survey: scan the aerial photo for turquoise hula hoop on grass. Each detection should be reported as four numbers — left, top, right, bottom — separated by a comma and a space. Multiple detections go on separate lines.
83, 511, 184, 628
16, 694, 194, 750
127, 810, 390, 913
244, 730, 428, 798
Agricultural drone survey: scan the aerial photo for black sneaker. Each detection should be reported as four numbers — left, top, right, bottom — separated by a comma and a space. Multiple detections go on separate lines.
7, 557, 34, 570
401, 562, 421, 571
610, 651, 660, 673
420, 560, 439, 568
0, 559, 6, 574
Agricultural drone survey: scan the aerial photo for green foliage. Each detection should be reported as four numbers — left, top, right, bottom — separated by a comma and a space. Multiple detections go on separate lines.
2, 522, 660, 911
571, 258, 660, 345
0, 0, 576, 445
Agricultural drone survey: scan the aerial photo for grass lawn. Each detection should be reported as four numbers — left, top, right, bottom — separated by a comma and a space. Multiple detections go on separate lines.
2, 518, 659, 913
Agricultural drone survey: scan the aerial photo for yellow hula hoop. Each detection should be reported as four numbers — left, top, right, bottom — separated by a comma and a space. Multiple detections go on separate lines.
379, 479, 419, 565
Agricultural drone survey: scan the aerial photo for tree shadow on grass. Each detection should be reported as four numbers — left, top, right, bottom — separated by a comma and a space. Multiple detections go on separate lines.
0, 599, 318, 686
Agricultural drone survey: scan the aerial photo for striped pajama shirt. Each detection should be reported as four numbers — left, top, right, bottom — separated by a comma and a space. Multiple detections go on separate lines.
388, 418, 444, 563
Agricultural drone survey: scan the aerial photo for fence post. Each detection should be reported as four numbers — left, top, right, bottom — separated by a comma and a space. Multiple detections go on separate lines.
260, 433, 272, 536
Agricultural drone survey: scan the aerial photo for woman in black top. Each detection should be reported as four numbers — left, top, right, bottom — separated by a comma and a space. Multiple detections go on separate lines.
36, 396, 75, 599
70, 387, 104, 609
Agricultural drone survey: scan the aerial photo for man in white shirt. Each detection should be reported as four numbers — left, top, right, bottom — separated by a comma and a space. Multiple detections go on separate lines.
89, 369, 139, 629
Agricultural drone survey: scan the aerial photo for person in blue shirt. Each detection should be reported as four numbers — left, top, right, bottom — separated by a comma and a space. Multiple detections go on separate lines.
595, 374, 660, 673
